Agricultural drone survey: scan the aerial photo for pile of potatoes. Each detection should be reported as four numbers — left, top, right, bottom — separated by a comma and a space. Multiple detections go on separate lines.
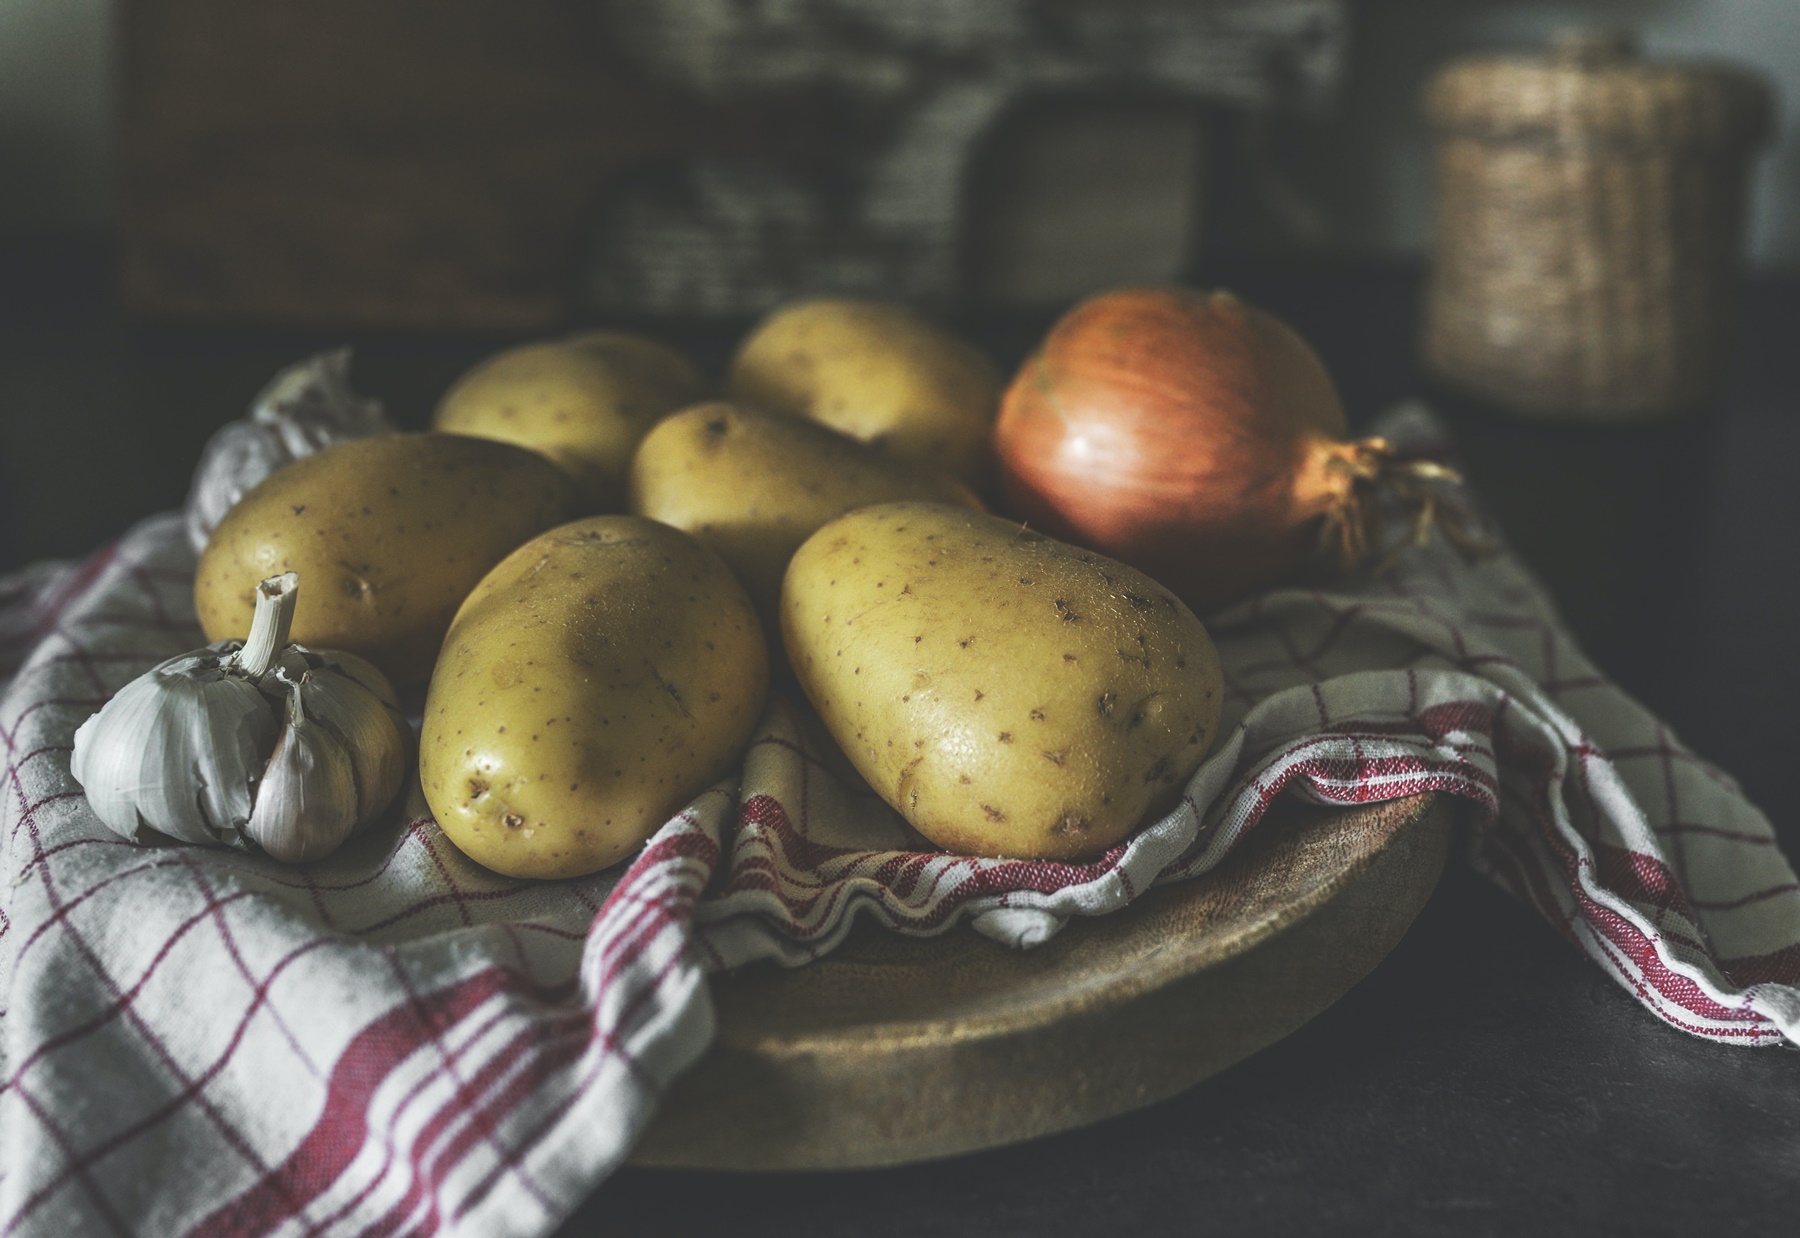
193, 300, 1224, 879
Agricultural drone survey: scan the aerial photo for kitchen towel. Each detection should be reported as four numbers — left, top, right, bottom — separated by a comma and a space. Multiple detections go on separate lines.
2, 406, 1796, 1237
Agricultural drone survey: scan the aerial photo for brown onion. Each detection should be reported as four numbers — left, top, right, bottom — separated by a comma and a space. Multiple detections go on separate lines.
995, 287, 1456, 612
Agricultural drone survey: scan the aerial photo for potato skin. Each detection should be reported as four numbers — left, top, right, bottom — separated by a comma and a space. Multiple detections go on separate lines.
420, 517, 769, 879
195, 433, 576, 686
782, 503, 1223, 860
726, 299, 1001, 487
629, 400, 981, 626
434, 332, 707, 510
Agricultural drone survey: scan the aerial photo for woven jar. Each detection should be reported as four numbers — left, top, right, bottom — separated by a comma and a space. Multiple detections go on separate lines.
1422, 31, 1771, 419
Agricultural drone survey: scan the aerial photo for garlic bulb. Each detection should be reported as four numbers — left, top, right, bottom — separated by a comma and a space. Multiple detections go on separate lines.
71, 572, 409, 860
184, 349, 394, 552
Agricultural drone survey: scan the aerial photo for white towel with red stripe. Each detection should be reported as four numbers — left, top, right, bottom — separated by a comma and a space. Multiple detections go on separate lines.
1, 407, 1796, 1237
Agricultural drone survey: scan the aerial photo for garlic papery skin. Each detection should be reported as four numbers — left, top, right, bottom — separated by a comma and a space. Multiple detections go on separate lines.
299, 647, 399, 710
71, 654, 277, 846
245, 674, 360, 864
69, 571, 409, 861
184, 349, 394, 552
292, 657, 409, 829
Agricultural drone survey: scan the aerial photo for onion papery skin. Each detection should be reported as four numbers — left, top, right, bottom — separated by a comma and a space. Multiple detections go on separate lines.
994, 287, 1364, 613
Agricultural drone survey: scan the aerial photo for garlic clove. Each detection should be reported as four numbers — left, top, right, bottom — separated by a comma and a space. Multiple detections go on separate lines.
175, 668, 286, 847
72, 663, 179, 841
288, 645, 401, 711
246, 675, 359, 864
72, 651, 276, 846
275, 642, 410, 829
297, 670, 409, 829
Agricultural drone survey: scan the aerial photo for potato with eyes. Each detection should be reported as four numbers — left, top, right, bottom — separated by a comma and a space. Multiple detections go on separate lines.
726, 299, 1001, 489
420, 516, 768, 879
781, 502, 1223, 860
194, 433, 577, 686
629, 400, 980, 630
435, 332, 707, 511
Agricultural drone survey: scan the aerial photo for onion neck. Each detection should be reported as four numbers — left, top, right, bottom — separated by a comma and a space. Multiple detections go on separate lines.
1295, 435, 1493, 569
1293, 434, 1389, 513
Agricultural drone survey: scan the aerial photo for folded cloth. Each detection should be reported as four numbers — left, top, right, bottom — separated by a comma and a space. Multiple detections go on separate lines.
2, 407, 1796, 1237
0, 558, 88, 698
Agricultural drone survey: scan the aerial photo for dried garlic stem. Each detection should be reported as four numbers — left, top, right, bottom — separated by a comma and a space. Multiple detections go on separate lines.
231, 572, 300, 677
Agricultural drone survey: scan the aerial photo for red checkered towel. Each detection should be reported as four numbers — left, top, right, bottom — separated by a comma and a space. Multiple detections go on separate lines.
2, 407, 1796, 1236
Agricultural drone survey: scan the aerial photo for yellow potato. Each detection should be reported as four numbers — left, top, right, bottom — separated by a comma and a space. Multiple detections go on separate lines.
726, 299, 1001, 487
434, 332, 707, 509
195, 433, 576, 686
420, 516, 769, 878
782, 502, 1223, 860
628, 400, 981, 626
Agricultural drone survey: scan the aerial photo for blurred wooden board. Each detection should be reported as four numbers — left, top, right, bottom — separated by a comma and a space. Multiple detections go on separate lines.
632, 792, 1452, 1170
119, 0, 785, 330
119, 1, 1349, 326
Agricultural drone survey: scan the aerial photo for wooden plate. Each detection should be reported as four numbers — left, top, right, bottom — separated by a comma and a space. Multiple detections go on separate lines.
631, 793, 1453, 1171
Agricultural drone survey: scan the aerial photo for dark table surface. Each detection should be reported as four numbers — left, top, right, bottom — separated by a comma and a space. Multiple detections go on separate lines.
3, 245, 1798, 1236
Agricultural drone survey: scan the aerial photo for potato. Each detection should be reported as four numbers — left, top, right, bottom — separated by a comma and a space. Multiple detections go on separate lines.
195, 433, 576, 686
628, 400, 981, 626
726, 299, 1001, 487
434, 332, 707, 509
782, 502, 1223, 860
420, 516, 769, 878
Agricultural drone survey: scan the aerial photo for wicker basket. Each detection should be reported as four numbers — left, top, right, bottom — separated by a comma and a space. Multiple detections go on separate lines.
1422, 31, 1771, 419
